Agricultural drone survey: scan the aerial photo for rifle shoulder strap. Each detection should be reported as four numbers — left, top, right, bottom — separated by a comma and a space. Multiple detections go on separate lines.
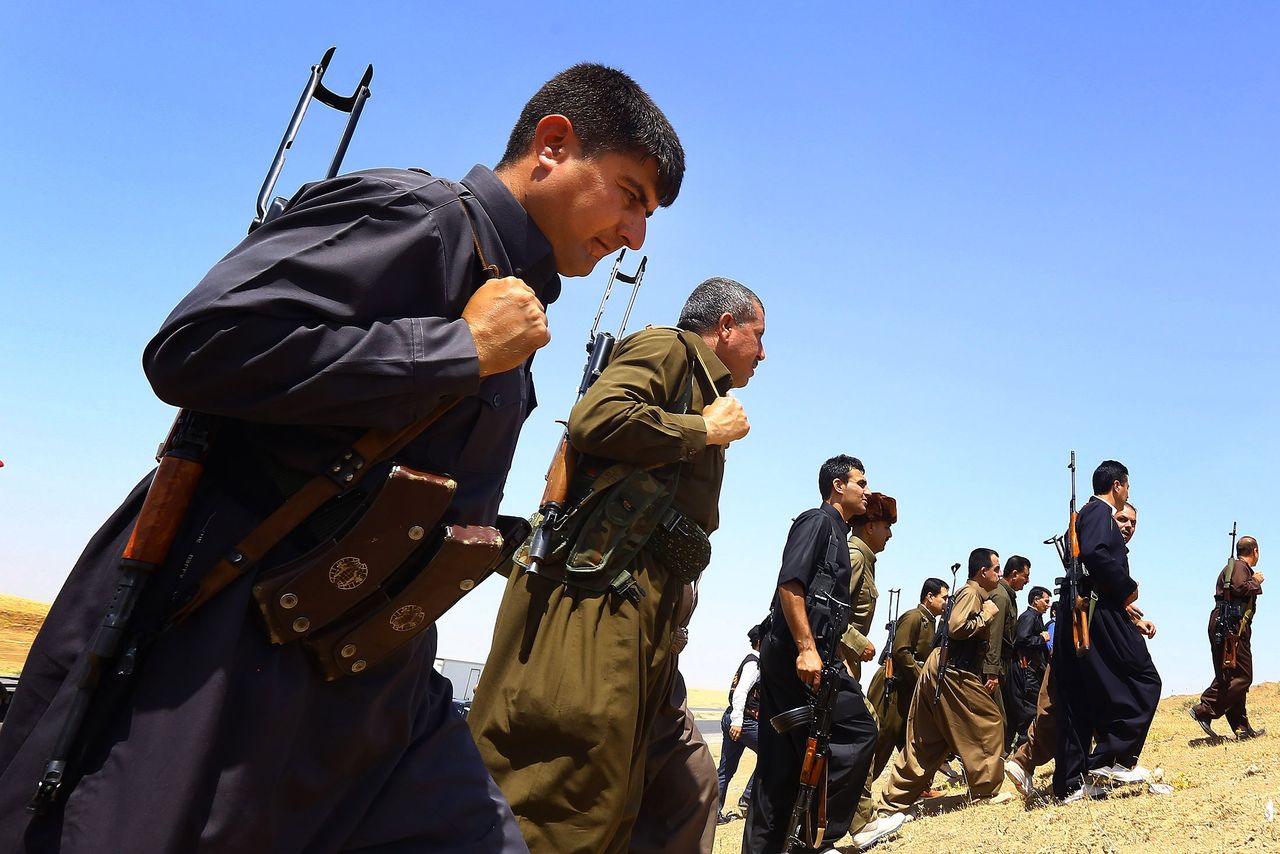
170, 192, 501, 626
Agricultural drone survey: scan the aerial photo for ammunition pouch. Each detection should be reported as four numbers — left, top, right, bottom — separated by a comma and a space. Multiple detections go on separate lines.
645, 507, 712, 583
252, 465, 526, 681
945, 637, 983, 675
511, 463, 682, 603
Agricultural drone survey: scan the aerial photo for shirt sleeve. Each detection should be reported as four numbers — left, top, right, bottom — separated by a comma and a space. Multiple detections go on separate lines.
776, 511, 827, 590
890, 613, 923, 684
1230, 560, 1264, 598
567, 329, 708, 466
949, 585, 994, 640
840, 549, 873, 655
1014, 610, 1047, 654
143, 173, 481, 430
729, 658, 759, 727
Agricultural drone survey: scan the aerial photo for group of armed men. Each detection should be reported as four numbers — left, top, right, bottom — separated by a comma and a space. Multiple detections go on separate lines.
0, 62, 1265, 854
717, 457, 1266, 851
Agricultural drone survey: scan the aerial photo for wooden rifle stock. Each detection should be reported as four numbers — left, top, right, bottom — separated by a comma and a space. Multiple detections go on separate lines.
540, 433, 573, 509
122, 454, 204, 567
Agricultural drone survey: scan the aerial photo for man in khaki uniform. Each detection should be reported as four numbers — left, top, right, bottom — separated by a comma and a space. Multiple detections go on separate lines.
984, 555, 1030, 751
839, 493, 897, 679
871, 548, 1005, 817
853, 577, 948, 828
469, 277, 765, 853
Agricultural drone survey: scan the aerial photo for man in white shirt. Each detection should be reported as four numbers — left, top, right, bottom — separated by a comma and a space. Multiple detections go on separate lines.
716, 621, 765, 822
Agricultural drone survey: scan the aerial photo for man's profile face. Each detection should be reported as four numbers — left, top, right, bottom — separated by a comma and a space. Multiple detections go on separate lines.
1006, 566, 1031, 592
715, 303, 766, 388
834, 468, 868, 520
1032, 592, 1051, 614
1114, 505, 1137, 544
527, 120, 659, 277
924, 587, 948, 617
862, 519, 893, 554
977, 554, 1001, 592
1113, 476, 1131, 508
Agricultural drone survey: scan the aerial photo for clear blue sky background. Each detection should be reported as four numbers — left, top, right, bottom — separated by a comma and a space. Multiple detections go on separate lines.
2, 3, 1277, 697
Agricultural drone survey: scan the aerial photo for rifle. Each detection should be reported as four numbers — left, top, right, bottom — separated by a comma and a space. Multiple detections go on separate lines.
932, 563, 961, 705
772, 590, 851, 853
29, 49, 374, 814
524, 250, 647, 573
879, 587, 901, 702
1061, 450, 1092, 656
1218, 522, 1240, 669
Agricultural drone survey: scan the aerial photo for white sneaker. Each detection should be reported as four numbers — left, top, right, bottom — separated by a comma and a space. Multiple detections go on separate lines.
1089, 764, 1148, 785
1060, 782, 1109, 804
851, 812, 907, 849
1004, 759, 1033, 798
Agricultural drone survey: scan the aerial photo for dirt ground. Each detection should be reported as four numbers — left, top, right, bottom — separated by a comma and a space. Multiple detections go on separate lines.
709, 683, 1280, 853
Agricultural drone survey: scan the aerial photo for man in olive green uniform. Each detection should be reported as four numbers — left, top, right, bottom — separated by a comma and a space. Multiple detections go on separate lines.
469, 277, 765, 854
839, 493, 897, 679
985, 555, 1030, 751
853, 577, 948, 827
870, 548, 1005, 817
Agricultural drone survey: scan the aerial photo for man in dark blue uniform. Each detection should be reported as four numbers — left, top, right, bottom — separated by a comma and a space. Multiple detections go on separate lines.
743, 455, 881, 853
1051, 460, 1162, 800
0, 64, 684, 853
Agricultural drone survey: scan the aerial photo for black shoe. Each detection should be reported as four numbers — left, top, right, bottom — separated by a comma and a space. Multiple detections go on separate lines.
1235, 725, 1266, 740
1189, 706, 1217, 739
738, 797, 751, 813
716, 812, 733, 826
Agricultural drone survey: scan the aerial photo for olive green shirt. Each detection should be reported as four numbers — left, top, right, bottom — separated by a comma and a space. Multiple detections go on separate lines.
981, 580, 1016, 677
567, 326, 732, 533
890, 604, 937, 694
839, 535, 879, 678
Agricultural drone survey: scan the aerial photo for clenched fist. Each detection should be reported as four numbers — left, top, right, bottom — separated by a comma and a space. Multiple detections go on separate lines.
462, 276, 550, 377
703, 395, 750, 446
980, 600, 999, 621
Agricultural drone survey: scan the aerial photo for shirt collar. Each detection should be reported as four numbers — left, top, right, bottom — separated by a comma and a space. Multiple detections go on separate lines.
1092, 494, 1119, 514
686, 333, 734, 395
461, 165, 561, 306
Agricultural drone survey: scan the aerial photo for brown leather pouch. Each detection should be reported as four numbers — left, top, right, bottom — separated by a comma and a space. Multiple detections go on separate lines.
252, 466, 456, 644
306, 519, 527, 681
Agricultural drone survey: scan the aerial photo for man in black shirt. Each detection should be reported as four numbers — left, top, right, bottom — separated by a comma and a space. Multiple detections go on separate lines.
1009, 585, 1051, 747
0, 64, 684, 854
1052, 460, 1162, 800
744, 455, 883, 853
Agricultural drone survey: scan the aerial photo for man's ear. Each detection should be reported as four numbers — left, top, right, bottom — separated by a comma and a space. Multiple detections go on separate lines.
532, 114, 577, 170
718, 311, 736, 340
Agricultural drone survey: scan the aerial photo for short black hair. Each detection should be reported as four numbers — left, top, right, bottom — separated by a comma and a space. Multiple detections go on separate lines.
1029, 585, 1051, 602
968, 548, 999, 579
1238, 536, 1258, 558
920, 577, 947, 601
1092, 460, 1129, 495
677, 277, 763, 334
498, 63, 685, 207
819, 455, 865, 501
1003, 555, 1031, 578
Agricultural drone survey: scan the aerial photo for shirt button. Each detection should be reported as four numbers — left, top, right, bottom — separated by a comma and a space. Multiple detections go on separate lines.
492, 393, 503, 407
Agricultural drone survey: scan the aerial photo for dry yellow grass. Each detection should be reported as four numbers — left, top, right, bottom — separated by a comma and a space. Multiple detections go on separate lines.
710, 683, 1280, 853
0, 593, 49, 676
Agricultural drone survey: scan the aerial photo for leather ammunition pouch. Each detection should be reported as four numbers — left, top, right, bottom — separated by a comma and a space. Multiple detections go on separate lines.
252, 466, 527, 681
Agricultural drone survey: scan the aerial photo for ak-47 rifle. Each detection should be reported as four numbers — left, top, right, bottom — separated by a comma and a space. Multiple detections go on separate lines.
29, 48, 374, 814
772, 590, 851, 853
878, 587, 901, 702
525, 250, 647, 573
1217, 522, 1240, 669
1060, 450, 1092, 656
932, 563, 961, 705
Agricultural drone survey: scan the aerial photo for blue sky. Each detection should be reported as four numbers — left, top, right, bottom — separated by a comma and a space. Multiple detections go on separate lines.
1, 3, 1277, 696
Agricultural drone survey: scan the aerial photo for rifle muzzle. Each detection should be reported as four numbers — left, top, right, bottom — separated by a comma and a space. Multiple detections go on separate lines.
771, 705, 814, 733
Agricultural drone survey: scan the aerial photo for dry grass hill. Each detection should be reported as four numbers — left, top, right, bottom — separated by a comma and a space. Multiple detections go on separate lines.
707, 684, 1280, 853
0, 593, 48, 675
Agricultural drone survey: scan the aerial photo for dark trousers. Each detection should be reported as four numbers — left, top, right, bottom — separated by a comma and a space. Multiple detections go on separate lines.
1007, 659, 1043, 748
716, 711, 759, 808
743, 639, 876, 853
1052, 603, 1161, 796
1197, 612, 1255, 730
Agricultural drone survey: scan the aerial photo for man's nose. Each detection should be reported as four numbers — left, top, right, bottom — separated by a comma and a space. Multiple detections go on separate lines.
619, 211, 646, 250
